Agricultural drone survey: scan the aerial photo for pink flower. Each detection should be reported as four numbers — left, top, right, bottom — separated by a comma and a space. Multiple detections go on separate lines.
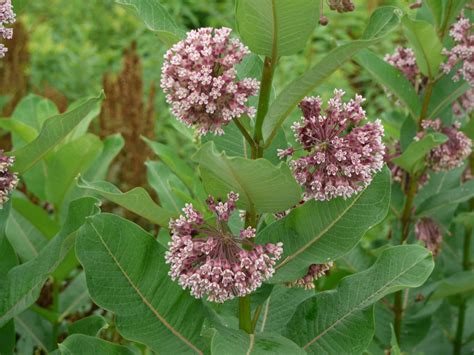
160, 27, 259, 136
441, 11, 474, 85
418, 119, 472, 172
384, 47, 420, 86
415, 218, 443, 256
283, 90, 385, 201
0, 0, 15, 58
328, 0, 355, 13
287, 262, 333, 289
165, 192, 283, 303
0, 150, 18, 206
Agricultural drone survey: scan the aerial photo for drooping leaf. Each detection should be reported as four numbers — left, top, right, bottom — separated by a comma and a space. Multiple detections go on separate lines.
68, 315, 108, 337
416, 180, 474, 217
212, 327, 305, 355
401, 16, 443, 78
235, 0, 319, 57
284, 245, 434, 354
262, 6, 401, 145
76, 177, 174, 227
193, 142, 301, 214
258, 167, 390, 283
392, 133, 447, 174
12, 198, 59, 239
427, 75, 471, 120
46, 134, 103, 209
76, 214, 207, 354
116, 0, 184, 46
59, 334, 138, 355
15, 310, 53, 353
355, 49, 421, 118
0, 197, 100, 327
10, 93, 104, 174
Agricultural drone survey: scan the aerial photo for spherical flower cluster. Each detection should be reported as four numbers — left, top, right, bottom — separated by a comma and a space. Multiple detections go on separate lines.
415, 218, 443, 256
160, 27, 259, 136
0, 0, 15, 58
441, 11, 474, 86
287, 262, 333, 289
0, 150, 18, 206
417, 119, 472, 172
165, 192, 283, 303
453, 88, 474, 117
281, 90, 385, 201
384, 47, 420, 86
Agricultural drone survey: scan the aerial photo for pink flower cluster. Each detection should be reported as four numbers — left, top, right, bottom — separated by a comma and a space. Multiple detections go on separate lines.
441, 11, 473, 86
165, 192, 283, 303
415, 218, 443, 256
384, 47, 420, 86
280, 90, 385, 201
287, 262, 333, 289
0, 150, 18, 206
161, 27, 259, 136
328, 0, 355, 13
0, 0, 15, 58
417, 119, 472, 172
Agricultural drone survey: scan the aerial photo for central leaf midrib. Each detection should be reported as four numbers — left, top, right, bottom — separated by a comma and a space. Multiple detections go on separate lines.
89, 222, 203, 354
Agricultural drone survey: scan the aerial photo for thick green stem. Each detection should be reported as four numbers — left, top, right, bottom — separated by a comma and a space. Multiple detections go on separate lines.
253, 56, 277, 158
394, 80, 435, 344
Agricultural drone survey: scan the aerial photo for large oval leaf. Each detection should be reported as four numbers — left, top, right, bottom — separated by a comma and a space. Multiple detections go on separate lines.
284, 245, 434, 354
261, 6, 401, 145
76, 214, 207, 354
258, 167, 390, 283
59, 334, 137, 355
236, 0, 319, 57
193, 142, 301, 214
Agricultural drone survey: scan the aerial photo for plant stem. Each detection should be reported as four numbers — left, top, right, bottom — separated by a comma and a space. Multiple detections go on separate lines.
235, 117, 257, 153
453, 155, 474, 355
253, 56, 277, 158
394, 79, 435, 343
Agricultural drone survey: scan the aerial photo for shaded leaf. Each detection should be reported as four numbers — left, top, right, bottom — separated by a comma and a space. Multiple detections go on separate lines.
68, 315, 108, 337
258, 167, 390, 283
59, 334, 138, 355
76, 214, 207, 354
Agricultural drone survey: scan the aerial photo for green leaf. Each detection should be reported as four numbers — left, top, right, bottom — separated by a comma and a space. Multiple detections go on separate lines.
390, 325, 402, 355
256, 285, 315, 333
5, 208, 48, 261
453, 212, 474, 228
284, 245, 434, 354
193, 142, 301, 214
0, 320, 15, 355
10, 93, 104, 174
0, 197, 100, 327
116, 0, 184, 46
424, 0, 443, 28
355, 49, 421, 118
144, 137, 201, 197
68, 315, 108, 337
429, 271, 474, 301
12, 198, 59, 239
262, 6, 401, 145
58, 273, 90, 322
212, 327, 305, 355
427, 76, 471, 119
59, 334, 138, 355
258, 167, 390, 283
76, 177, 174, 227
392, 133, 447, 174
15, 310, 53, 353
235, 0, 319, 57
401, 16, 443, 78
76, 214, 207, 354
416, 180, 474, 217
46, 134, 103, 208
